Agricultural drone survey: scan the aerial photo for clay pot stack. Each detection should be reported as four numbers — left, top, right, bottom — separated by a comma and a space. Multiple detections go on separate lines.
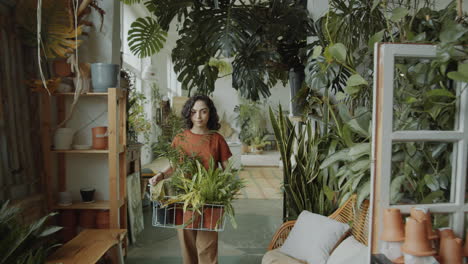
380, 208, 405, 263
380, 207, 466, 264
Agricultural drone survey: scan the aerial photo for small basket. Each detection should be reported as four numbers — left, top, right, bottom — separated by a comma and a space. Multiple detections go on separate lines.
152, 201, 226, 232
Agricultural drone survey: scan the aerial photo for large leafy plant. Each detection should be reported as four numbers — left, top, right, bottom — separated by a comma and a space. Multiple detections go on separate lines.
167, 158, 245, 228
300, 0, 468, 211
0, 201, 61, 264
122, 0, 313, 100
233, 101, 267, 144
270, 105, 341, 220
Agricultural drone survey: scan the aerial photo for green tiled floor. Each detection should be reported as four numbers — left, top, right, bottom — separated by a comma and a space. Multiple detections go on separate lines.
126, 199, 283, 264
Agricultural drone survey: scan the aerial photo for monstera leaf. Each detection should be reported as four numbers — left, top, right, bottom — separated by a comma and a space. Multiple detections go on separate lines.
16, 0, 83, 58
128, 17, 167, 58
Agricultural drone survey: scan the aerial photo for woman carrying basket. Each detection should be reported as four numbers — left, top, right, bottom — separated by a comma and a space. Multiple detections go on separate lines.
149, 95, 232, 264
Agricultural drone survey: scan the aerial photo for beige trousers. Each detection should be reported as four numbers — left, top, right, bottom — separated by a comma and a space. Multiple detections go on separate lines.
177, 229, 218, 264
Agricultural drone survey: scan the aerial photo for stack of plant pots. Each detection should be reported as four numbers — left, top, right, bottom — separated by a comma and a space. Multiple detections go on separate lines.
380, 208, 405, 263
380, 207, 466, 264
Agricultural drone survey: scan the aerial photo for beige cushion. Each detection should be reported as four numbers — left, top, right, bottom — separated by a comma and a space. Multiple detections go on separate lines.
262, 249, 307, 264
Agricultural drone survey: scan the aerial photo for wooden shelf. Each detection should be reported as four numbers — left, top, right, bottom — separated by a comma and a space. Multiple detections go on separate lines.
53, 92, 108, 96
51, 149, 109, 153
52, 200, 110, 210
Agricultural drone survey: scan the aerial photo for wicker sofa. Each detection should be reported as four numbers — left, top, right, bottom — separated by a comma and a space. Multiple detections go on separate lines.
263, 195, 369, 264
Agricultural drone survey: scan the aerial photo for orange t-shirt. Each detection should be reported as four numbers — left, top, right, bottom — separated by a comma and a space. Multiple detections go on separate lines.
171, 130, 232, 169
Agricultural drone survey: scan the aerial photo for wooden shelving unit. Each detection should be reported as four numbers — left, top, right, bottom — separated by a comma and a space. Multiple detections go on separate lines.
40, 88, 127, 230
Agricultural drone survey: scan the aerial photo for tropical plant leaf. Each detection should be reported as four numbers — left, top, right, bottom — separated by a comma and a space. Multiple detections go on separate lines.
128, 17, 167, 58
329, 43, 347, 62
16, 0, 83, 58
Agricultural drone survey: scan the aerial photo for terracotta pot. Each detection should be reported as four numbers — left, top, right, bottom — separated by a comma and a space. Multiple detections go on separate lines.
79, 210, 96, 228
381, 208, 405, 242
58, 210, 77, 227
96, 210, 109, 229
175, 206, 184, 225
53, 59, 72, 77
183, 210, 201, 229
401, 217, 436, 257
410, 207, 438, 240
202, 206, 224, 230
92, 126, 108, 150
439, 237, 463, 264
438, 228, 455, 239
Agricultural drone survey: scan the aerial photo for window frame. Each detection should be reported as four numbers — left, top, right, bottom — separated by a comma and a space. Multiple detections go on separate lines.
370, 43, 468, 252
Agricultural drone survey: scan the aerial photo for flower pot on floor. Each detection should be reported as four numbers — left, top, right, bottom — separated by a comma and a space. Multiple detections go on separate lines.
203, 205, 224, 230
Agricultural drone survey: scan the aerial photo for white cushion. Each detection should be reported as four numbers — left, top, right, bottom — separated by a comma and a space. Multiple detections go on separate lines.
326, 236, 368, 264
278, 211, 350, 264
262, 249, 307, 264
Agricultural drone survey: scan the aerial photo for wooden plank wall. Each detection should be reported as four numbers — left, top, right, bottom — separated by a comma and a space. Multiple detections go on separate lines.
0, 2, 42, 202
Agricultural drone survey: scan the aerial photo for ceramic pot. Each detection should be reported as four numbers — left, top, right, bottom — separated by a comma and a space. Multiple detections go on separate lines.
92, 126, 108, 149
91, 63, 119, 92
410, 208, 438, 240
439, 237, 463, 264
53, 128, 75, 150
401, 217, 436, 257
53, 59, 72, 77
80, 188, 95, 203
183, 210, 201, 229
202, 206, 224, 230
381, 208, 405, 242
79, 210, 96, 228
96, 210, 109, 229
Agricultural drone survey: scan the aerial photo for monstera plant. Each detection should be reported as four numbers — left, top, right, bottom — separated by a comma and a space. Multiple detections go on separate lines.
122, 0, 313, 101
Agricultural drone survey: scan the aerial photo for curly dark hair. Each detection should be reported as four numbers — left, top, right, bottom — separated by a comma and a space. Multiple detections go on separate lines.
181, 95, 221, 130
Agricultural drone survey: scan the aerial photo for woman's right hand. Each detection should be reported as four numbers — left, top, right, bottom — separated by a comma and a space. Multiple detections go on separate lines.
149, 172, 164, 185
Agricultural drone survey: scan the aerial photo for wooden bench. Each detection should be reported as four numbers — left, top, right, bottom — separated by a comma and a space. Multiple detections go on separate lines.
46, 229, 126, 264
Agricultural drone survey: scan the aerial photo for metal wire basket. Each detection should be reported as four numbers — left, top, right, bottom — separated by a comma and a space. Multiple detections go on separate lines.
152, 200, 226, 232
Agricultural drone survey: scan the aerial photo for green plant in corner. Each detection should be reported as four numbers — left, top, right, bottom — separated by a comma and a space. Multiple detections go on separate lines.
0, 201, 62, 264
